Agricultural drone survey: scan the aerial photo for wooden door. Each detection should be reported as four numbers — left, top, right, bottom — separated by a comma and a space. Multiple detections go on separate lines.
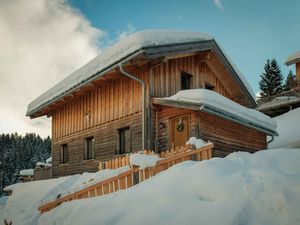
169, 114, 190, 148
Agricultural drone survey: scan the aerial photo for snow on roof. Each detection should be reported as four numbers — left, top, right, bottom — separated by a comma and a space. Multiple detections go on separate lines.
19, 169, 34, 176
258, 95, 300, 111
285, 50, 300, 66
26, 30, 212, 116
157, 89, 277, 135
26, 30, 255, 117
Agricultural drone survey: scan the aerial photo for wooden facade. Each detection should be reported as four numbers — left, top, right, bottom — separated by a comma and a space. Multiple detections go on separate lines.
153, 106, 266, 157
32, 49, 264, 177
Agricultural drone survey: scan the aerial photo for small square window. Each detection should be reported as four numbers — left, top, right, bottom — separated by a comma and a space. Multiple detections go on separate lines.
181, 72, 192, 90
84, 137, 95, 160
117, 127, 131, 155
60, 144, 68, 164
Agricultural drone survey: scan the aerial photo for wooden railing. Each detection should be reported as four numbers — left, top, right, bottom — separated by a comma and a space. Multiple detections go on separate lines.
38, 143, 213, 214
98, 145, 198, 170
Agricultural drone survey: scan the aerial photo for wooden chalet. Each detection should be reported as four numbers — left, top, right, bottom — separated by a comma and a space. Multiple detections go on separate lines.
27, 31, 277, 177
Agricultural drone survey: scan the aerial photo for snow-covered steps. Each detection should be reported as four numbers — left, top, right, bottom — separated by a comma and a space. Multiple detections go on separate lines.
38, 143, 213, 214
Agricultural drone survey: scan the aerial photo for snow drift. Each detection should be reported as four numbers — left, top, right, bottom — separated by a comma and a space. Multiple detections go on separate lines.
2, 148, 300, 225
269, 108, 300, 149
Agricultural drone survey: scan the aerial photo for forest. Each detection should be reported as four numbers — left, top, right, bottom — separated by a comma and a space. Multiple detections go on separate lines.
0, 133, 51, 196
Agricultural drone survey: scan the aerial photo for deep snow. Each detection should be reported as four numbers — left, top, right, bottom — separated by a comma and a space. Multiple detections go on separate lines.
39, 149, 300, 225
269, 108, 300, 149
2, 148, 300, 225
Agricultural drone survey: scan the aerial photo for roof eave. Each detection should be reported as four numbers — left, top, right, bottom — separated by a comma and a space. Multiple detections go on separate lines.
153, 98, 277, 136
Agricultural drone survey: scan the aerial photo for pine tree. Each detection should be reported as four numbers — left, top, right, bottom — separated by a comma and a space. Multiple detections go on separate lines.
285, 70, 297, 91
0, 133, 51, 196
259, 58, 284, 97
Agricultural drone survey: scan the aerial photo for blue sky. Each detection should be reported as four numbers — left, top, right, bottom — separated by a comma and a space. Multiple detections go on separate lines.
71, 0, 300, 94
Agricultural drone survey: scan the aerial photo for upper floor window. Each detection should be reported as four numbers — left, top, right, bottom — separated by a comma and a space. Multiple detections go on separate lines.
181, 72, 192, 90
117, 127, 131, 155
205, 82, 215, 90
60, 144, 69, 164
84, 136, 95, 160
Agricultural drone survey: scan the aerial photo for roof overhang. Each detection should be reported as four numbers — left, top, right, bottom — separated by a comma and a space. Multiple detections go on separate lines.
285, 51, 300, 66
153, 98, 278, 136
27, 39, 256, 118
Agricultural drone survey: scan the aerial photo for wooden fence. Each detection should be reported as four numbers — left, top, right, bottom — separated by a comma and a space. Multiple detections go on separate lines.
38, 143, 213, 214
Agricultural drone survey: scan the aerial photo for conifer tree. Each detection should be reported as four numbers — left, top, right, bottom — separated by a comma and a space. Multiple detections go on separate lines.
259, 59, 284, 97
285, 70, 297, 91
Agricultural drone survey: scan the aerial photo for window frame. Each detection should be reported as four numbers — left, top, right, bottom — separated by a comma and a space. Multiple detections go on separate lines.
117, 127, 131, 155
60, 144, 69, 164
181, 72, 192, 90
84, 136, 95, 160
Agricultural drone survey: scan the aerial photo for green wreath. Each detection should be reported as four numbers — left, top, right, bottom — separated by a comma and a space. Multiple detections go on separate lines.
176, 123, 184, 132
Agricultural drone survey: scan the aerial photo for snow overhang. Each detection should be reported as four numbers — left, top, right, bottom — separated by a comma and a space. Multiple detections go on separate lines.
258, 96, 300, 112
285, 50, 300, 66
153, 97, 278, 137
26, 30, 256, 118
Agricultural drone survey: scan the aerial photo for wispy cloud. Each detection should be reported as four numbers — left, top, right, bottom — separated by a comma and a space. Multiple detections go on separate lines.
213, 0, 224, 10
0, 0, 104, 137
116, 23, 136, 41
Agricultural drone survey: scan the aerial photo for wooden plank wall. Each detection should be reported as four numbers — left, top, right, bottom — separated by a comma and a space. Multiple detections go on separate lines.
52, 112, 142, 177
154, 106, 198, 152
150, 55, 231, 99
52, 66, 148, 141
198, 112, 266, 157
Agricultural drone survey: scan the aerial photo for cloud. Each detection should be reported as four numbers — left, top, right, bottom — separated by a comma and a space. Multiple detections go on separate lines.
213, 0, 224, 10
0, 0, 103, 137
116, 23, 136, 41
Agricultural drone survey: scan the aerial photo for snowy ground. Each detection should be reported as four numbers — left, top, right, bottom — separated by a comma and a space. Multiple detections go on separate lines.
1, 109, 300, 225
269, 108, 300, 149
0, 167, 129, 225
1, 148, 300, 225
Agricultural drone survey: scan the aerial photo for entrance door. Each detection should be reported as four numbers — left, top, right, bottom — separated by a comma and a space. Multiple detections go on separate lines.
169, 114, 190, 148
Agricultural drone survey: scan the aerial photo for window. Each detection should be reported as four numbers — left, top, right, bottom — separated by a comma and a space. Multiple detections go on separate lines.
84, 136, 95, 160
181, 72, 192, 90
117, 127, 131, 155
60, 144, 69, 164
205, 82, 215, 90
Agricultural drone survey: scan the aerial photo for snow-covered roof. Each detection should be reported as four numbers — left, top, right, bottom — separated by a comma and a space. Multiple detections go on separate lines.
154, 89, 277, 136
27, 30, 255, 117
285, 50, 300, 66
19, 169, 34, 176
258, 95, 300, 112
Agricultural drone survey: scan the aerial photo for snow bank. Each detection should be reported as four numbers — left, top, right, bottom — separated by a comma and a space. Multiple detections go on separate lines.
186, 137, 208, 149
1, 177, 69, 225
38, 148, 300, 225
269, 108, 300, 149
1, 166, 129, 225
19, 169, 34, 176
130, 154, 160, 169
164, 89, 277, 133
41, 166, 129, 204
